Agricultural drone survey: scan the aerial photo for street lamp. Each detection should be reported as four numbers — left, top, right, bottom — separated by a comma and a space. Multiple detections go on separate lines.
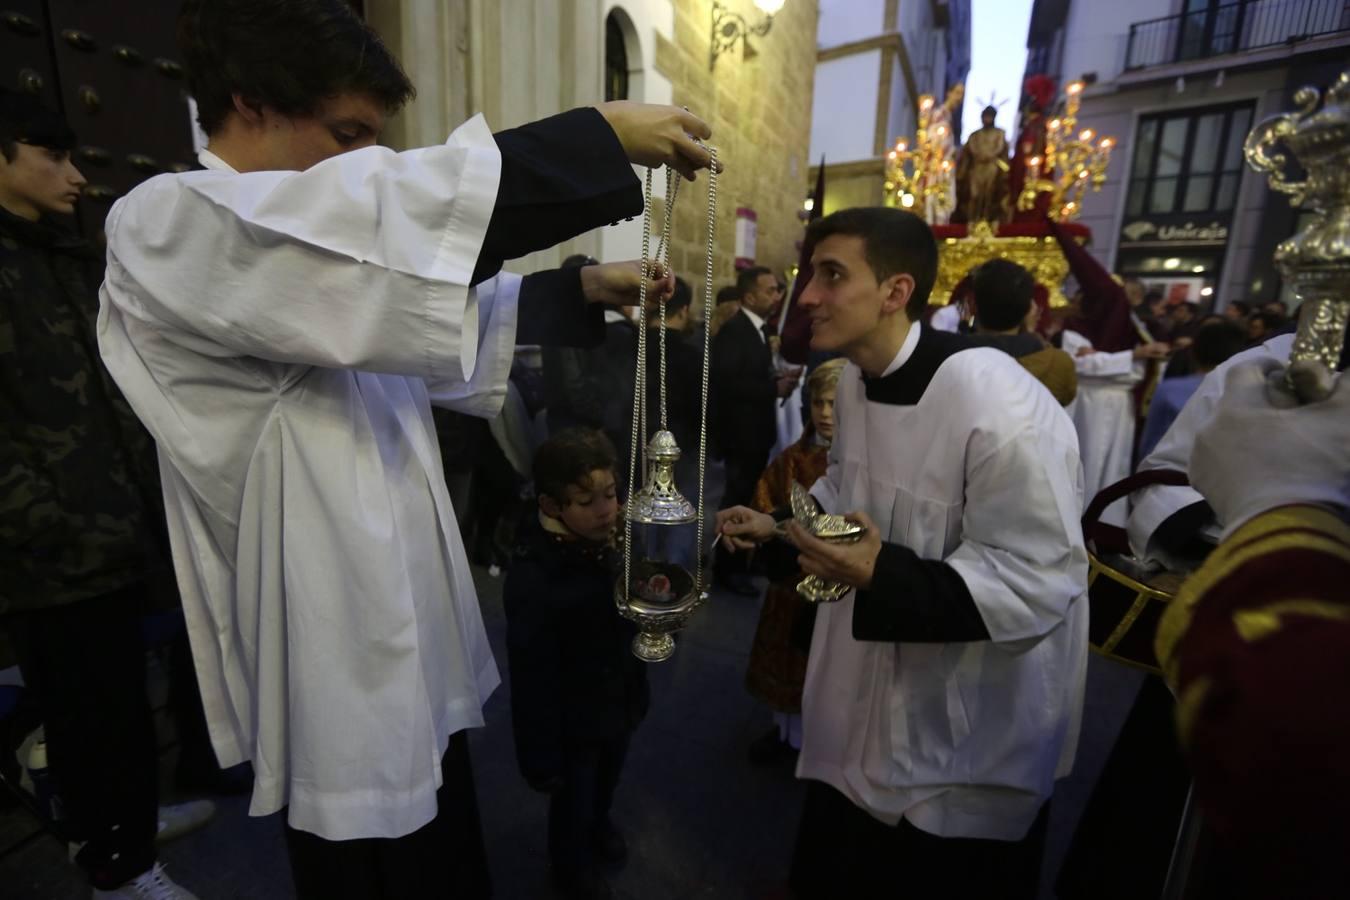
710, 0, 785, 71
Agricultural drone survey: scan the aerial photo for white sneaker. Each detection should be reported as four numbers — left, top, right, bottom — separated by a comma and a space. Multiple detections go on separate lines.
155, 800, 216, 844
91, 862, 201, 899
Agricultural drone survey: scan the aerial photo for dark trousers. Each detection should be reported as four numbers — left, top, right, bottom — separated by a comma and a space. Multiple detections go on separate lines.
789, 780, 1050, 900
715, 447, 770, 578
7, 584, 159, 889
283, 730, 491, 900
165, 626, 222, 786
548, 735, 629, 883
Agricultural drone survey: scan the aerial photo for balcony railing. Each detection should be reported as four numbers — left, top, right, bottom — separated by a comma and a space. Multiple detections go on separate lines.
1125, 0, 1350, 70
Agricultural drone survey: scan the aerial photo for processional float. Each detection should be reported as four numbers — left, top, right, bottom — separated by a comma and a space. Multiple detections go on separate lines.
886, 78, 1114, 309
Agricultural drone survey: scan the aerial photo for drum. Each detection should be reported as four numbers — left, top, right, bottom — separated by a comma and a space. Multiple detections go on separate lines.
1081, 470, 1190, 674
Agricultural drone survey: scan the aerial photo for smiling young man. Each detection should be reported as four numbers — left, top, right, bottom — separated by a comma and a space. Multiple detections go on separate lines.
95, 1, 717, 897
717, 207, 1088, 898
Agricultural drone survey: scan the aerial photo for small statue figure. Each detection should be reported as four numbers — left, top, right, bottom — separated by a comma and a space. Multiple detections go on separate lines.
955, 105, 1010, 226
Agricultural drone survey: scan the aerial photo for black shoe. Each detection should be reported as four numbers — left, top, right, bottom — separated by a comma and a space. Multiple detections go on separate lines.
594, 820, 628, 867
748, 725, 796, 767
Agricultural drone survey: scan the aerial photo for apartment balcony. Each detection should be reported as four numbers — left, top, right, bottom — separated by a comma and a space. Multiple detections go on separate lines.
1125, 0, 1350, 72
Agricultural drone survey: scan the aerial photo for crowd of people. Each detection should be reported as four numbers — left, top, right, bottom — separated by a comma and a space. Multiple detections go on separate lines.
1, 2, 1346, 900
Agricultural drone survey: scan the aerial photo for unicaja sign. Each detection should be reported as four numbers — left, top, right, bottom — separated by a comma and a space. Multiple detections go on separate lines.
1121, 218, 1229, 245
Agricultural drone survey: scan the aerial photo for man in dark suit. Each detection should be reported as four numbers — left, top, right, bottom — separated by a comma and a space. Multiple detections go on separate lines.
712, 265, 787, 594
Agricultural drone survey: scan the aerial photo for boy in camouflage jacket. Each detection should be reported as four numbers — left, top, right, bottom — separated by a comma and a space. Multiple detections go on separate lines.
0, 89, 200, 899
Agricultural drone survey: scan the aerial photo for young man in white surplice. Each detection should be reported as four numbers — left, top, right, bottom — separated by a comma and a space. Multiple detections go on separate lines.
96, 1, 719, 896
717, 207, 1089, 899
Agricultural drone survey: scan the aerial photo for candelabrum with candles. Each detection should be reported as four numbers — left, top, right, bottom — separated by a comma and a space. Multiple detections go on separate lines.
1016, 80, 1115, 221
884, 94, 955, 224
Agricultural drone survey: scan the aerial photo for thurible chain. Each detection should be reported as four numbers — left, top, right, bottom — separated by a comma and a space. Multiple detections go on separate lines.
695, 146, 718, 592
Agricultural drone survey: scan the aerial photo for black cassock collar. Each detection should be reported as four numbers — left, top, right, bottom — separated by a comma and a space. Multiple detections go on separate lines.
861, 325, 975, 407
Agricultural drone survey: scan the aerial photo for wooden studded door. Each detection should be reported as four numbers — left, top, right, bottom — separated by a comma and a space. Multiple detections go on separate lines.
2, 1, 195, 240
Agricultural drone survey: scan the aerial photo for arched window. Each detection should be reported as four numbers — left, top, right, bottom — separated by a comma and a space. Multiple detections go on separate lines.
604, 11, 629, 101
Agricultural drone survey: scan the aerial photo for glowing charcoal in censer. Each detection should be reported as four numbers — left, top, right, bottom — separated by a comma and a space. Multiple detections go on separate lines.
616, 156, 719, 662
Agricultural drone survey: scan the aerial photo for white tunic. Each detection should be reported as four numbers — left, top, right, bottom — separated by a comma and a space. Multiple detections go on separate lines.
97, 116, 511, 840
1128, 332, 1296, 568
929, 303, 962, 333
1062, 329, 1141, 526
800, 324, 1089, 841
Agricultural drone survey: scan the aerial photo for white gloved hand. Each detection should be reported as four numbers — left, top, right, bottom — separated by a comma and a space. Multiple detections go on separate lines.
1190, 358, 1350, 538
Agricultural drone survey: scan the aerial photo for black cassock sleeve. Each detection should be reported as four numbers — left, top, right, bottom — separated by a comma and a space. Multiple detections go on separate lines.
473, 107, 642, 285
851, 542, 992, 643
474, 106, 643, 350
1151, 499, 1218, 565
516, 267, 605, 348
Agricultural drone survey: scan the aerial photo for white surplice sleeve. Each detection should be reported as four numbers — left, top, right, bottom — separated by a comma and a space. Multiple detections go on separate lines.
101, 115, 502, 383
425, 272, 520, 419
945, 420, 1090, 645
1126, 378, 1216, 563
1127, 333, 1296, 564
1062, 330, 1137, 380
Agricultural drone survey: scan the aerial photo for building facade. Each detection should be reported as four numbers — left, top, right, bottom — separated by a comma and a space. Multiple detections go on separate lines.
807, 0, 971, 214
367, 0, 820, 297
1024, 0, 1350, 311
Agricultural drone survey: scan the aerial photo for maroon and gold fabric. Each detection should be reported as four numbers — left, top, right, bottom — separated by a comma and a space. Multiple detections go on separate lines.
744, 437, 830, 712
1155, 505, 1350, 896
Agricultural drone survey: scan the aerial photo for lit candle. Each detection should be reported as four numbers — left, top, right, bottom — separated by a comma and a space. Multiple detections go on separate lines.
1080, 129, 1094, 141
1067, 81, 1084, 95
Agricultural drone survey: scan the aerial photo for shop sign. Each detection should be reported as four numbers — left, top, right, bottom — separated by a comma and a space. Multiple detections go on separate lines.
1120, 213, 1231, 247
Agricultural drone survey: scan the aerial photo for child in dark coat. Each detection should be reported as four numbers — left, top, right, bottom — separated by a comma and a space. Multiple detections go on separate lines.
504, 428, 649, 900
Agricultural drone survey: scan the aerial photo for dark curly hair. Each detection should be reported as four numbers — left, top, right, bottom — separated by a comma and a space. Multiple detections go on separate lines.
533, 429, 619, 507
177, 0, 414, 135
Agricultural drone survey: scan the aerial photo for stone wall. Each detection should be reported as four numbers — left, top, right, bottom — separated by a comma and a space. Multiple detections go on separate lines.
655, 0, 820, 294
369, 0, 819, 302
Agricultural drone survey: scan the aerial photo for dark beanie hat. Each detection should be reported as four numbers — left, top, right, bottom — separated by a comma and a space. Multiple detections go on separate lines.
0, 89, 76, 151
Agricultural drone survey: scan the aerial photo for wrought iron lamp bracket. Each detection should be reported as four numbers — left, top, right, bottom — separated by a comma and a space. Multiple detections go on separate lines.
710, 1, 774, 71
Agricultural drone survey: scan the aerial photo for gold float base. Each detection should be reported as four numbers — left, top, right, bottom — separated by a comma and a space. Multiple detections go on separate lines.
931, 221, 1087, 309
